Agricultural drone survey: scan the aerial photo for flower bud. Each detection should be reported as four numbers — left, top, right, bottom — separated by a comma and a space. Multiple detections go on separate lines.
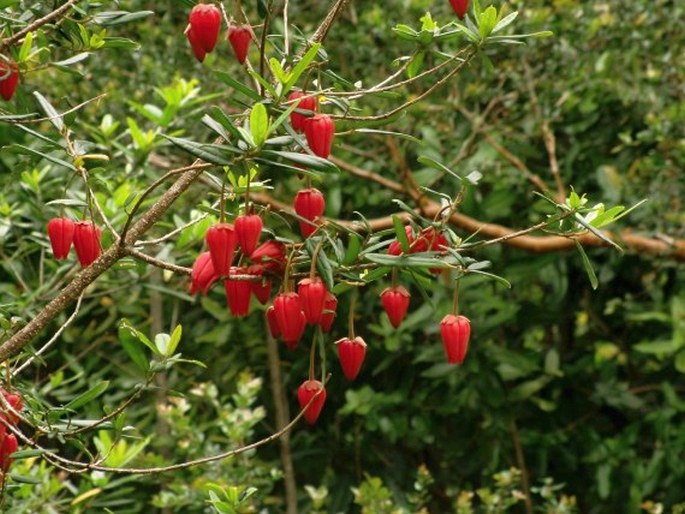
294, 188, 325, 238
250, 240, 286, 273
0, 61, 19, 102
73, 221, 101, 267
440, 314, 471, 364
297, 379, 327, 425
189, 3, 221, 53
298, 277, 327, 325
47, 218, 75, 260
380, 286, 411, 328
288, 91, 318, 132
449, 0, 469, 20
304, 114, 335, 159
189, 252, 218, 295
336, 336, 367, 380
206, 223, 236, 276
228, 24, 253, 64
272, 292, 306, 349
235, 214, 263, 257
320, 292, 338, 333
224, 267, 252, 317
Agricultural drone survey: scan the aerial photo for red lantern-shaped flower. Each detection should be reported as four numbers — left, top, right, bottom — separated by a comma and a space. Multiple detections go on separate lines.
304, 114, 335, 159
247, 264, 272, 304
387, 225, 415, 255
336, 336, 367, 381
272, 292, 306, 350
297, 379, 327, 425
1, 389, 23, 426
320, 292, 338, 333
266, 305, 281, 339
0, 61, 19, 102
235, 214, 263, 257
0, 433, 17, 472
288, 91, 318, 132
228, 24, 253, 64
47, 218, 75, 260
224, 267, 252, 317
294, 188, 325, 238
189, 252, 219, 295
188, 3, 221, 54
440, 314, 471, 364
250, 240, 286, 273
449, 0, 469, 20
73, 221, 101, 267
380, 286, 411, 328
186, 27, 207, 62
206, 223, 236, 276
298, 277, 327, 325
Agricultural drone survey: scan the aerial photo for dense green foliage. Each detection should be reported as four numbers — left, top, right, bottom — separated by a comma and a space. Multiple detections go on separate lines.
0, 1, 683, 513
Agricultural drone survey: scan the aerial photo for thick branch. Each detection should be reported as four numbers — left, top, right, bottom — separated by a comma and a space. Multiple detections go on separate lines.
1, 0, 80, 50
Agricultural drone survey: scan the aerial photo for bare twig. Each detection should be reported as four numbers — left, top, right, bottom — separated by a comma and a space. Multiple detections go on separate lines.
0, 0, 80, 50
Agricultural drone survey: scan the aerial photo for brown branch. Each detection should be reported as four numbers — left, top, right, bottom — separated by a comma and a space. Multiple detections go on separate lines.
511, 420, 534, 514
1, 0, 80, 50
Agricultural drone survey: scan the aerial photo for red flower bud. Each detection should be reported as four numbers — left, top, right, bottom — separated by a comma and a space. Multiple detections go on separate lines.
206, 223, 236, 276
0, 61, 19, 102
73, 221, 101, 267
189, 252, 218, 295
297, 379, 327, 425
189, 3, 221, 53
250, 240, 286, 274
387, 225, 415, 255
449, 0, 469, 20
272, 292, 306, 349
294, 188, 325, 238
288, 91, 318, 132
228, 24, 253, 64
380, 286, 411, 328
0, 433, 17, 472
247, 264, 272, 304
298, 277, 327, 325
224, 267, 252, 317
266, 305, 281, 339
440, 314, 471, 364
235, 214, 263, 257
304, 114, 335, 159
320, 292, 338, 332
186, 27, 207, 62
1, 390, 23, 426
336, 336, 367, 380
47, 217, 75, 260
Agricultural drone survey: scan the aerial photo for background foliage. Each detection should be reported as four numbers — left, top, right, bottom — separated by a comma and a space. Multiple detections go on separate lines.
0, 0, 684, 513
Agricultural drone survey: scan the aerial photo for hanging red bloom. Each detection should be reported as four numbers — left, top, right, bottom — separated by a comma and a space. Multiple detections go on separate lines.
189, 252, 218, 295
298, 277, 327, 325
0, 61, 19, 101
73, 221, 101, 267
380, 286, 411, 328
272, 292, 306, 349
228, 24, 253, 64
235, 214, 263, 257
47, 218, 75, 260
336, 336, 367, 381
206, 223, 236, 276
387, 225, 415, 255
297, 379, 327, 425
288, 91, 318, 132
266, 305, 281, 339
186, 27, 207, 62
320, 292, 338, 333
250, 240, 286, 273
440, 314, 471, 364
224, 267, 252, 317
0, 433, 17, 472
449, 0, 469, 20
188, 3, 221, 53
294, 188, 325, 238
247, 264, 272, 304
304, 114, 335, 159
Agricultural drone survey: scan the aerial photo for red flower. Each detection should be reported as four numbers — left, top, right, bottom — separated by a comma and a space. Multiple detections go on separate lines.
250, 240, 286, 273
247, 264, 272, 304
387, 225, 415, 255
336, 336, 367, 381
298, 277, 327, 325
224, 267, 252, 317
288, 91, 318, 132
189, 252, 219, 295
189, 3, 221, 53
449, 0, 469, 20
440, 314, 471, 364
0, 433, 17, 472
272, 292, 306, 349
47, 218, 75, 260
228, 24, 253, 64
320, 292, 338, 333
1, 389, 23, 426
266, 306, 281, 338
304, 114, 335, 159
73, 221, 101, 267
0, 61, 19, 102
186, 27, 207, 62
206, 223, 236, 276
235, 214, 263, 257
297, 379, 327, 425
294, 188, 325, 238
380, 286, 411, 328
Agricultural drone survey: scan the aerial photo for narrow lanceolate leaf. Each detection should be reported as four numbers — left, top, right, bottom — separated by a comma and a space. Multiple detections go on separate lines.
12, 144, 76, 170
65, 381, 110, 411
250, 103, 270, 147
259, 150, 339, 173
33, 91, 64, 131
162, 136, 236, 165
392, 215, 411, 253
214, 71, 262, 101
343, 233, 362, 266
283, 43, 322, 95
575, 240, 598, 290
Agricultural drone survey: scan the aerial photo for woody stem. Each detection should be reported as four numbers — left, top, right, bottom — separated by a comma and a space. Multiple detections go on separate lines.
348, 291, 357, 339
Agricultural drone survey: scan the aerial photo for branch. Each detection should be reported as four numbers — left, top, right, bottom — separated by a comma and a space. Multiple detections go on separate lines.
1, 0, 80, 50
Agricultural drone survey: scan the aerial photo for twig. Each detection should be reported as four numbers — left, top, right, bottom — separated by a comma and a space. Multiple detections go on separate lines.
0, 0, 80, 50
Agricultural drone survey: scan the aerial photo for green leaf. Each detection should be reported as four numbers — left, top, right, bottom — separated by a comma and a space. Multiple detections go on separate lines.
675, 350, 685, 374
166, 324, 182, 357
118, 323, 149, 372
343, 233, 362, 266
162, 136, 235, 165
259, 150, 339, 173
9, 474, 43, 485
633, 340, 680, 355
283, 43, 322, 95
17, 31, 33, 63
214, 71, 262, 101
574, 240, 598, 290
492, 11, 518, 34
33, 91, 64, 132
65, 381, 110, 411
392, 215, 410, 253
250, 103, 270, 147
11, 144, 76, 170
119, 319, 160, 355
